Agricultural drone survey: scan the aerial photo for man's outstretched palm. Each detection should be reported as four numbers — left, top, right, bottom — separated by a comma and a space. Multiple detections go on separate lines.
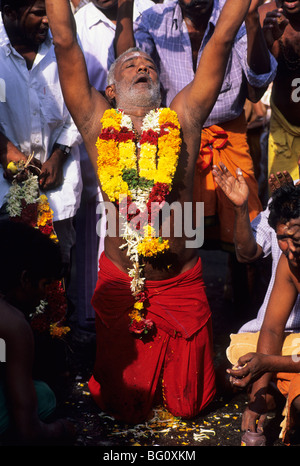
212, 162, 249, 207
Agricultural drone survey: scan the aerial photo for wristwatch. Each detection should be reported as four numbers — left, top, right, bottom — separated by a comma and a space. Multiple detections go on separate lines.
54, 143, 72, 156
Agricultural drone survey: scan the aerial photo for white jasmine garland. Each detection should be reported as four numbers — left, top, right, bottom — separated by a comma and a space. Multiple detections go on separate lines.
30, 299, 48, 318
141, 109, 161, 133
6, 184, 23, 217
22, 175, 39, 202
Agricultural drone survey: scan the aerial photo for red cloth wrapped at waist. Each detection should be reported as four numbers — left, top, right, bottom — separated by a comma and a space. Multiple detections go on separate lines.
91, 253, 211, 339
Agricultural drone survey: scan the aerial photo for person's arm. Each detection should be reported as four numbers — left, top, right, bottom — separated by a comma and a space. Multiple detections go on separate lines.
38, 146, 69, 191
212, 163, 263, 262
228, 352, 300, 388
5, 316, 74, 443
45, 0, 110, 172
230, 254, 298, 432
114, 0, 135, 57
0, 132, 27, 168
0, 132, 42, 181
244, 0, 273, 102
172, 0, 252, 130
39, 113, 81, 191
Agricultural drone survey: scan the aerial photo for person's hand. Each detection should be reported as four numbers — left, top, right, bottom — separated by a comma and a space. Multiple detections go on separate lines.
268, 170, 294, 193
212, 162, 249, 207
263, 8, 289, 49
247, 0, 265, 15
269, 155, 300, 190
4, 153, 42, 182
39, 149, 65, 190
227, 352, 270, 388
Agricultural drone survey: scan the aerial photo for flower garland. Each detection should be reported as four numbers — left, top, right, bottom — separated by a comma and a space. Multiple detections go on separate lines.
6, 161, 70, 339
96, 108, 181, 336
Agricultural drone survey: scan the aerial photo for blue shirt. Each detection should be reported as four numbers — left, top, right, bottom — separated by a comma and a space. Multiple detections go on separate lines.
134, 0, 277, 127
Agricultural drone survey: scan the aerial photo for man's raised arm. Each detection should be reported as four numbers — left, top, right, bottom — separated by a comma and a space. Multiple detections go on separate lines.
114, 0, 135, 57
45, 0, 109, 150
173, 0, 252, 127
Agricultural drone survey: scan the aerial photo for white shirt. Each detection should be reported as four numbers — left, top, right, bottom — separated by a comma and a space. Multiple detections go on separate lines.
239, 196, 300, 333
75, 3, 116, 93
0, 16, 82, 221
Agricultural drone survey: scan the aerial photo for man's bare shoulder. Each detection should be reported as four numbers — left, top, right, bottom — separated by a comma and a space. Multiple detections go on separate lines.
78, 89, 111, 145
0, 298, 31, 342
170, 90, 202, 137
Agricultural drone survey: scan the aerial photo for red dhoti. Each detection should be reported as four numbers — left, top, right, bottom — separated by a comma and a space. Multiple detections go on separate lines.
88, 253, 216, 424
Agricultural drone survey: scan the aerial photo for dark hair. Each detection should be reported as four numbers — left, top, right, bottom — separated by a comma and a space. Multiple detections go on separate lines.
0, 220, 63, 294
108, 47, 141, 85
107, 47, 158, 85
268, 183, 300, 230
1, 0, 38, 12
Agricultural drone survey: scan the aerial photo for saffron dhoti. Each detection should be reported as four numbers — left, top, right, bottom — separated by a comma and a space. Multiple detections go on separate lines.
89, 253, 216, 424
193, 112, 262, 249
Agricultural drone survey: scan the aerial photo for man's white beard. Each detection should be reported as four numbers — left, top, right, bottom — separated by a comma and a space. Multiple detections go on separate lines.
115, 79, 161, 109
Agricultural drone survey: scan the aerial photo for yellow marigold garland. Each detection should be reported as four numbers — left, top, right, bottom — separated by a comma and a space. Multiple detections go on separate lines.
96, 108, 181, 337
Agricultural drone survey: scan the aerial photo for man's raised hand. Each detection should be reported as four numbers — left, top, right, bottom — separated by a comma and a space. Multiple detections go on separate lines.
262, 8, 289, 49
212, 162, 249, 207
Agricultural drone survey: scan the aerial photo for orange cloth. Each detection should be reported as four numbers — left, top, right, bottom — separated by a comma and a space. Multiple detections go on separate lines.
276, 372, 300, 445
193, 112, 262, 247
227, 332, 300, 445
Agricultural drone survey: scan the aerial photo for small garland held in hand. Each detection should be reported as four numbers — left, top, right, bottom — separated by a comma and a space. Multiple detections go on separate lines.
96, 108, 181, 337
6, 157, 70, 339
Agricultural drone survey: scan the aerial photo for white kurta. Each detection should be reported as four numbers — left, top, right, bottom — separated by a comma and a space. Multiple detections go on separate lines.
0, 17, 82, 222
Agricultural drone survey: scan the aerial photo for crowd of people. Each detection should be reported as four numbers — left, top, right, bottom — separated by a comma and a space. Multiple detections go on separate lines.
0, 0, 300, 447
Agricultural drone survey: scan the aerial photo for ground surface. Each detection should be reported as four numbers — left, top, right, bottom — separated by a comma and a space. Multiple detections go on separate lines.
2, 249, 297, 454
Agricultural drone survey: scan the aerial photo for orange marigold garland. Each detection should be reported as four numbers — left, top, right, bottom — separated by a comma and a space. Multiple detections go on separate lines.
6, 161, 70, 339
96, 108, 181, 337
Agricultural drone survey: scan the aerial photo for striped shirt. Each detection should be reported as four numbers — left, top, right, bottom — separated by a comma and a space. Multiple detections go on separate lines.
134, 0, 277, 127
